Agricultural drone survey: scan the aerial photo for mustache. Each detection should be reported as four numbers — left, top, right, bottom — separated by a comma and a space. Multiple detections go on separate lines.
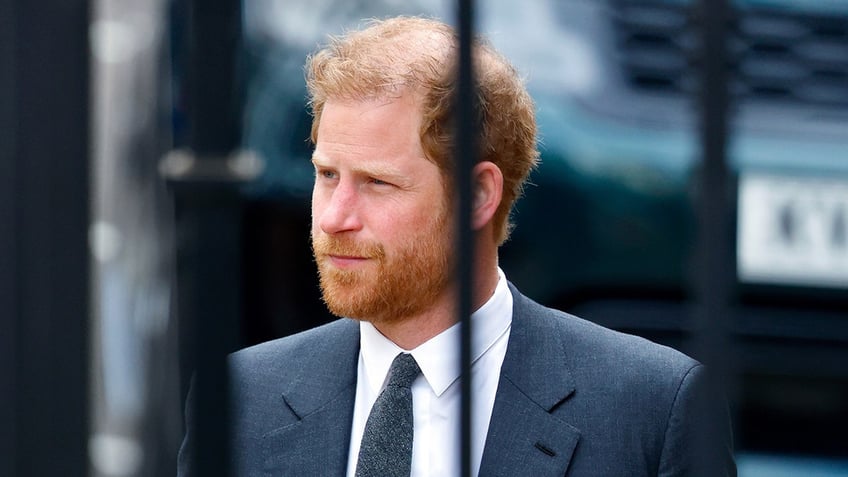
311, 234, 385, 260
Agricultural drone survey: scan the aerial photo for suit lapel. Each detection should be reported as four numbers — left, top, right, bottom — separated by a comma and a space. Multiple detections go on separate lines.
262, 319, 360, 476
479, 285, 581, 477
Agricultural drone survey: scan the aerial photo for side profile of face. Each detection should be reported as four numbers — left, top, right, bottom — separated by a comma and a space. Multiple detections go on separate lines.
310, 93, 454, 324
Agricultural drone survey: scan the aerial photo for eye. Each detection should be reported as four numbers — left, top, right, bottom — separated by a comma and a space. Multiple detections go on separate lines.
315, 168, 336, 180
369, 177, 390, 186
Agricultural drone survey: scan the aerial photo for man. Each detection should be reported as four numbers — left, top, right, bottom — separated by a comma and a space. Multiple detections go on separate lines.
179, 16, 735, 477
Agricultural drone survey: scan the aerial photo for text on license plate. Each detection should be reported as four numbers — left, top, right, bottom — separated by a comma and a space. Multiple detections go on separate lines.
737, 173, 848, 288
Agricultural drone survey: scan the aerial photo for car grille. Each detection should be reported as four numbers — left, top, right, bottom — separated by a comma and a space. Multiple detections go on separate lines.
610, 0, 848, 109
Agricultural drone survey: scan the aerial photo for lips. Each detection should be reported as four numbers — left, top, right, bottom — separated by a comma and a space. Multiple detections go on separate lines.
327, 254, 370, 269
312, 233, 386, 266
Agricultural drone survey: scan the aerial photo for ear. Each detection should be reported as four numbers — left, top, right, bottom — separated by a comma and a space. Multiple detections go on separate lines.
471, 161, 503, 231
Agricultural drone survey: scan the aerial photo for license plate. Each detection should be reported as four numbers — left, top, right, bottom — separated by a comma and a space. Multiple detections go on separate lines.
737, 173, 848, 288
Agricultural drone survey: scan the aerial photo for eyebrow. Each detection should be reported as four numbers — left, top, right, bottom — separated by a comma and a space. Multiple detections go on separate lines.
311, 154, 408, 184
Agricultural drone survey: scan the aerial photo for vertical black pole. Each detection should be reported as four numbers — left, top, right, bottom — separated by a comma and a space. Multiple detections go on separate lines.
169, 0, 246, 476
456, 1, 476, 476
0, 1, 91, 475
186, 0, 242, 154
0, 0, 17, 472
692, 0, 736, 462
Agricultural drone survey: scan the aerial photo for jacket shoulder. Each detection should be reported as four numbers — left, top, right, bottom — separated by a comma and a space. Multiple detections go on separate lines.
228, 318, 359, 389
508, 287, 736, 475
512, 288, 700, 391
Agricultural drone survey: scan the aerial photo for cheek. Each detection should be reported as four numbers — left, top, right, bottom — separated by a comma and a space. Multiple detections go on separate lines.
310, 192, 322, 225
396, 204, 447, 242
310, 188, 329, 229
310, 202, 320, 233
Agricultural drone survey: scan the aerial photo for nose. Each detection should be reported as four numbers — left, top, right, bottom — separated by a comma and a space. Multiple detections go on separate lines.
316, 181, 362, 235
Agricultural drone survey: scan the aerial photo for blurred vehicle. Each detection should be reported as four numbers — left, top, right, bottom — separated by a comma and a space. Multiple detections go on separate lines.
232, 0, 848, 471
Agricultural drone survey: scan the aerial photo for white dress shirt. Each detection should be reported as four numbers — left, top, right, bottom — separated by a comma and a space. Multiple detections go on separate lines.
345, 268, 513, 477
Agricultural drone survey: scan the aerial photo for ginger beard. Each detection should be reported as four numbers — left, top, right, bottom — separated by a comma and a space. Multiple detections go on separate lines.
311, 200, 453, 325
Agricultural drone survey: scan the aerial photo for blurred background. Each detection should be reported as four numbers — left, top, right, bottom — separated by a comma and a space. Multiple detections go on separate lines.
2, 0, 847, 476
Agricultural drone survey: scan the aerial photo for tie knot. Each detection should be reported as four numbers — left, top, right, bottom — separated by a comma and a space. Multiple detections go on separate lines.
387, 353, 420, 389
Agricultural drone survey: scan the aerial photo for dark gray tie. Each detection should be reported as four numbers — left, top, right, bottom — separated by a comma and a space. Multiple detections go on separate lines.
355, 353, 421, 477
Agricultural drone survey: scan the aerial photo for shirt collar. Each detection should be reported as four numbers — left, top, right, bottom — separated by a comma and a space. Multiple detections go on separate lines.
359, 268, 513, 397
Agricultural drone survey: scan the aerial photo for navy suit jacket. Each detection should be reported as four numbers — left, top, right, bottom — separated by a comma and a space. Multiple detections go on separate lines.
179, 284, 736, 476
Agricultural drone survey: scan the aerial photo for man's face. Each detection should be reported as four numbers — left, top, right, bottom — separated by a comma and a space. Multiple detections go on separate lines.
310, 94, 453, 324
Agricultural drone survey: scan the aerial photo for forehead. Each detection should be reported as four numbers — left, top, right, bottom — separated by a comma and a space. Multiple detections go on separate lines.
313, 94, 428, 166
